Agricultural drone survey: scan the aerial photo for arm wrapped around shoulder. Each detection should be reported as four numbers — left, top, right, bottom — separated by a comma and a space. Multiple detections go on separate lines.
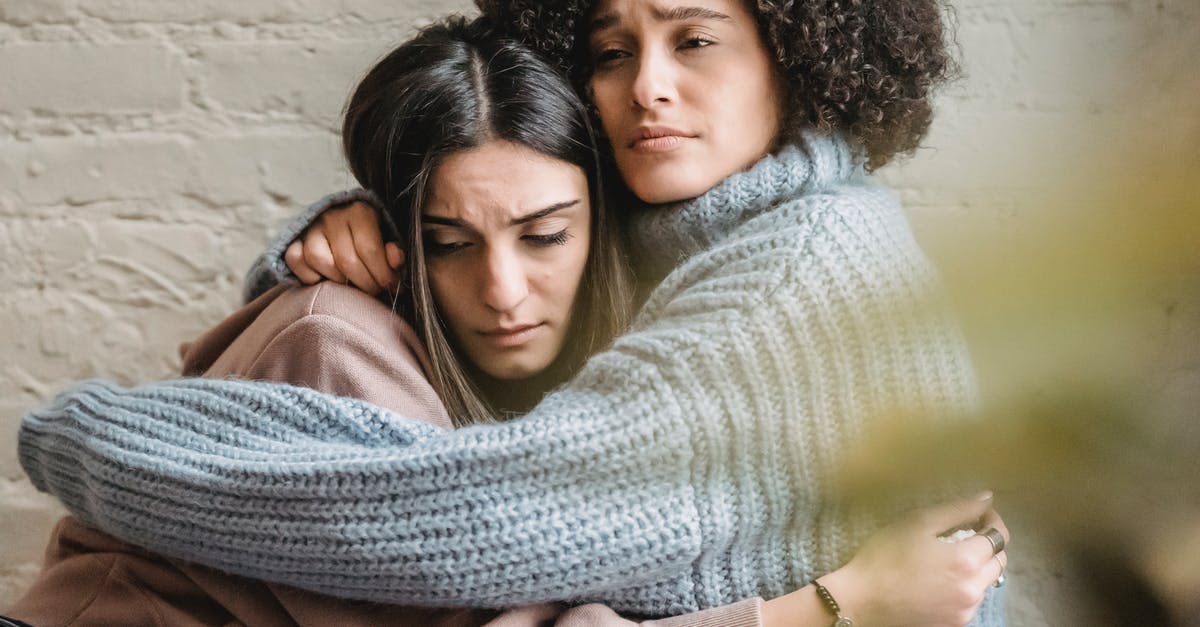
242, 189, 382, 303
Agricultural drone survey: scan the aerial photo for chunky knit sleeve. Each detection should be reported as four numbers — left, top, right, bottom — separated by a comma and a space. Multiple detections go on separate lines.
17, 329, 711, 611
242, 189, 381, 303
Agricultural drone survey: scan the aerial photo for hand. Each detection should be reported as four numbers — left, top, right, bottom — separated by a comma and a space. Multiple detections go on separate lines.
284, 201, 403, 295
763, 494, 1009, 627
827, 494, 1009, 626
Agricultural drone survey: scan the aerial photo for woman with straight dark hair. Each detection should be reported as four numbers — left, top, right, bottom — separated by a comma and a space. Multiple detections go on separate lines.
10, 16, 637, 626
339, 15, 633, 424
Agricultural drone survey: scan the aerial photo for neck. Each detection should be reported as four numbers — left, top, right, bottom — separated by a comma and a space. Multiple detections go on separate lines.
468, 351, 579, 419
626, 131, 860, 282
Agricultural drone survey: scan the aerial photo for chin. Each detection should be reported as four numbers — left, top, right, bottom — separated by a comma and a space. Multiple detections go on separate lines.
626, 166, 716, 205
481, 359, 550, 381
630, 177, 712, 205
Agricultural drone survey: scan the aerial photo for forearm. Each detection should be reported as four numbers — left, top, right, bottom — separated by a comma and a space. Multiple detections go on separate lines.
18, 377, 702, 609
761, 587, 833, 627
761, 569, 1006, 627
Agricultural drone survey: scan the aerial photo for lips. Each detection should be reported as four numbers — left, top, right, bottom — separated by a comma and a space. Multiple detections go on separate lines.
629, 126, 695, 153
479, 323, 544, 348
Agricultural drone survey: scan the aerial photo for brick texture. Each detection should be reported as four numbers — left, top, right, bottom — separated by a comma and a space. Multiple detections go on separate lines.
1, 0, 1197, 623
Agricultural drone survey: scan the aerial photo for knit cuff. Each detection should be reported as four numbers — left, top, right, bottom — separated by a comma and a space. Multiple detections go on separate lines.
15, 408, 46, 495
18, 379, 109, 498
241, 188, 382, 304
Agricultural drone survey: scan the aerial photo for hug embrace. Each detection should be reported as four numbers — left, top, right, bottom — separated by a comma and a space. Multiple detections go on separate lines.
10, 1, 1010, 626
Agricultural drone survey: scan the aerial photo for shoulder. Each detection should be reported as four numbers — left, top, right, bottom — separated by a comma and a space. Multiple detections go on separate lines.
291, 283, 425, 356
205, 283, 450, 427
257, 282, 435, 381
634, 181, 929, 329
734, 181, 929, 281
263, 282, 389, 327
654, 182, 931, 318
738, 180, 908, 248
682, 182, 907, 278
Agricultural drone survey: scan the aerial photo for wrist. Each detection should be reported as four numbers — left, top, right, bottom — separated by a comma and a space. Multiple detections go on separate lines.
820, 566, 871, 625
762, 586, 832, 627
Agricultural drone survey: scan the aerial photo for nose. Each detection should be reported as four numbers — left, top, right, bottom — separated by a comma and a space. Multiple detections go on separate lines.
630, 46, 677, 110
480, 245, 528, 314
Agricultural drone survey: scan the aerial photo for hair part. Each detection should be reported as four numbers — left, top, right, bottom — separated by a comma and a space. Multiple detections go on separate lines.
342, 15, 633, 426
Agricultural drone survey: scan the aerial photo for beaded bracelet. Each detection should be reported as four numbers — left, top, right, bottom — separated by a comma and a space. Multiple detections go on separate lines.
813, 579, 854, 627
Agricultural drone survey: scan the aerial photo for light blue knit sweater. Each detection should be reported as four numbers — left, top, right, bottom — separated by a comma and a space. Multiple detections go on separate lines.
19, 133, 1003, 623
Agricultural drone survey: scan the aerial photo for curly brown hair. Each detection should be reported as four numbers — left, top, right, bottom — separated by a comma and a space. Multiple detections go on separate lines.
475, 0, 958, 170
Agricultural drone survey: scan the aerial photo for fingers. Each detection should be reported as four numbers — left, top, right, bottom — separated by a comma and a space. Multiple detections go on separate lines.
961, 511, 1010, 566
384, 243, 406, 295
301, 227, 346, 284
976, 550, 1007, 591
344, 202, 396, 293
918, 491, 995, 534
323, 213, 381, 293
385, 242, 404, 270
285, 201, 393, 293
285, 240, 322, 284
986, 551, 1007, 581
979, 508, 1010, 547
954, 551, 1006, 627
934, 512, 1009, 570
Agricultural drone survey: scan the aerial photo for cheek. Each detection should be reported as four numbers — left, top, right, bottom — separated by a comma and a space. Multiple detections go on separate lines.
568, 240, 590, 289
542, 241, 590, 305
743, 62, 785, 143
713, 70, 782, 159
590, 79, 624, 136
427, 265, 470, 326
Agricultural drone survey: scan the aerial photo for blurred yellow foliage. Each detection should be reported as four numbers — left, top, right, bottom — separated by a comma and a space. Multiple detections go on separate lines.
837, 141, 1200, 623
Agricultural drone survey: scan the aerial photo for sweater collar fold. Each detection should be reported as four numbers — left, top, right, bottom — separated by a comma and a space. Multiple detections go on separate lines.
627, 131, 860, 281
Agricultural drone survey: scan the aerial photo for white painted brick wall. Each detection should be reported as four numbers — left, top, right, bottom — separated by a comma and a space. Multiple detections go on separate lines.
2, 0, 1197, 623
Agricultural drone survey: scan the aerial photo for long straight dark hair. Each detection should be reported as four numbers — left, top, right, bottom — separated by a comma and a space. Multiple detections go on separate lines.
342, 16, 632, 426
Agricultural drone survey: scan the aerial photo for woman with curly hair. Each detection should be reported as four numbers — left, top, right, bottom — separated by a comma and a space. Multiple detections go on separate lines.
16, 1, 1008, 626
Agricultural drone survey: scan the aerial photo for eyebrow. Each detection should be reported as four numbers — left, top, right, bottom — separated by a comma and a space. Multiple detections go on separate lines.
591, 5, 732, 33
422, 199, 581, 228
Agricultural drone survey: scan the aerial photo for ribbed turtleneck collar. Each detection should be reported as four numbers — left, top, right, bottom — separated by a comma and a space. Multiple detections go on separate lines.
627, 131, 860, 282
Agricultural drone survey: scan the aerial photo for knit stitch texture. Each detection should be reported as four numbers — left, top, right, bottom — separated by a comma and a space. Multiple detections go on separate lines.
19, 132, 1003, 623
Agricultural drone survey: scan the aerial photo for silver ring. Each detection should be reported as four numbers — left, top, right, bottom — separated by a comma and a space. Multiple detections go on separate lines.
981, 527, 1006, 555
992, 554, 1007, 588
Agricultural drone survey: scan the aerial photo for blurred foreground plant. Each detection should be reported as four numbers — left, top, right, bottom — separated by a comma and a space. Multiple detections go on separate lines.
835, 148, 1200, 624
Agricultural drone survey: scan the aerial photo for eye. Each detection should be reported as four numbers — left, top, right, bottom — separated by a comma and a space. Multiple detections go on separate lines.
524, 229, 571, 247
423, 233, 471, 256
592, 47, 630, 67
679, 36, 714, 50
